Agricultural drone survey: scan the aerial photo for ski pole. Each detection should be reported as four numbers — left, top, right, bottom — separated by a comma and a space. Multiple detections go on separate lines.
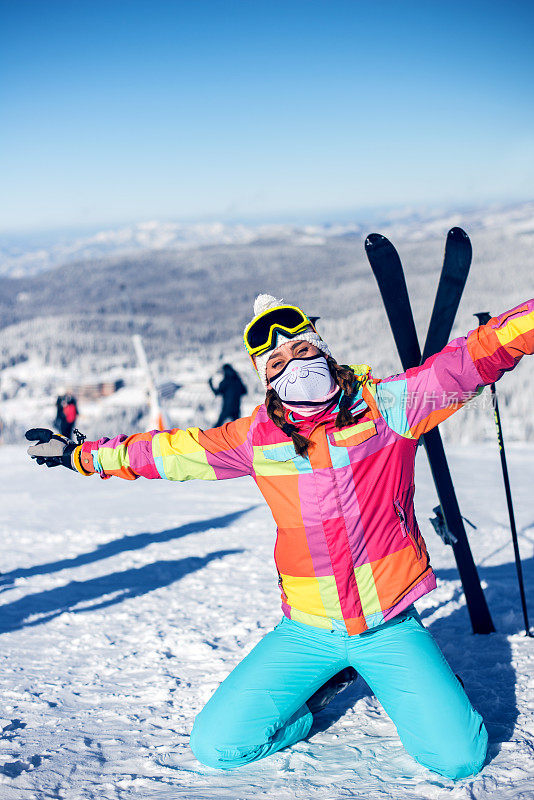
475, 312, 532, 636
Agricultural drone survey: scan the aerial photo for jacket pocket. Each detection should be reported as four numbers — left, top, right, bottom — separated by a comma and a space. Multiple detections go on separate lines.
263, 443, 299, 461
329, 419, 377, 448
394, 498, 422, 560
254, 442, 312, 476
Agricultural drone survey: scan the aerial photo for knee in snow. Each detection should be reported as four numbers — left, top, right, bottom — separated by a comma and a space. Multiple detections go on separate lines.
189, 720, 258, 770
419, 725, 488, 780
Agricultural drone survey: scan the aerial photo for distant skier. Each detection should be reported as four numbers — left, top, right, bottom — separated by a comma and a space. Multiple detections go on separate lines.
54, 394, 78, 439
54, 396, 65, 433
25, 294, 534, 780
60, 394, 78, 439
209, 363, 247, 426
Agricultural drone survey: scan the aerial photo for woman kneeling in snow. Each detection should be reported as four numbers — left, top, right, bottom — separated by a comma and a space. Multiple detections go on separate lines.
27, 294, 534, 779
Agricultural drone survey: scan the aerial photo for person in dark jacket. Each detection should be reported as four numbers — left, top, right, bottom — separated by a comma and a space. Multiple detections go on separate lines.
209, 364, 247, 426
54, 396, 65, 433
55, 395, 78, 438
61, 395, 78, 438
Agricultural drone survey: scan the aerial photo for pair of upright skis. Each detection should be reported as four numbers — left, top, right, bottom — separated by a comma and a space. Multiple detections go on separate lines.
365, 229, 495, 634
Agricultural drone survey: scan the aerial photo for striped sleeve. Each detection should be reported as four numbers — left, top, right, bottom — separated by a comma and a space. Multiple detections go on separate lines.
375, 299, 534, 439
73, 411, 258, 481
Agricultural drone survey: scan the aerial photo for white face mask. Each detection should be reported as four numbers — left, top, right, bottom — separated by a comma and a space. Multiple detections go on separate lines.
270, 355, 336, 404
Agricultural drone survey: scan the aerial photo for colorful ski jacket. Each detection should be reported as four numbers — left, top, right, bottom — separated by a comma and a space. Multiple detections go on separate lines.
74, 300, 534, 635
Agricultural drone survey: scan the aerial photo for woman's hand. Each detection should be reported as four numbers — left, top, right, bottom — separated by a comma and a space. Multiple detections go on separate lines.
26, 428, 77, 469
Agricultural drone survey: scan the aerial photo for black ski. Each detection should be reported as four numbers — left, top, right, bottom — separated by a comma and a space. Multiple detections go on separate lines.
365, 231, 495, 634
364, 233, 422, 368
422, 227, 472, 360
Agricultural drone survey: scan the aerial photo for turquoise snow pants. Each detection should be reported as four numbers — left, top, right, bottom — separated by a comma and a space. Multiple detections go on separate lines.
190, 607, 488, 779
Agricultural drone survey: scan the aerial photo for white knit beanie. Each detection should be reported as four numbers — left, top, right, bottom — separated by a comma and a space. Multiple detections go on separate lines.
245, 294, 332, 390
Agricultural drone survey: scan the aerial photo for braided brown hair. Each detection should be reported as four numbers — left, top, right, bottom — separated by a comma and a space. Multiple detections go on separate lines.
326, 356, 359, 428
265, 356, 360, 457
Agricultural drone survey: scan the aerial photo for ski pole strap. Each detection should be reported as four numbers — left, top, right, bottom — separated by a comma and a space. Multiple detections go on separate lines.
429, 506, 458, 546
73, 428, 86, 445
71, 445, 93, 476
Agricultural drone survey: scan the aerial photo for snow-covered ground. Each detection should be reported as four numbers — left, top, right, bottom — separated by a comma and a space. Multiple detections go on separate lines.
0, 442, 533, 799
2, 201, 533, 279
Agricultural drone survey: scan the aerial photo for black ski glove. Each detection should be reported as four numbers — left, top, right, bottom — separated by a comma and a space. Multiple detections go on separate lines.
26, 428, 77, 469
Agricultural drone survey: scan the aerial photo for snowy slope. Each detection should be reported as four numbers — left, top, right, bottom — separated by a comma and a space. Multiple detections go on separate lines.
0, 443, 533, 799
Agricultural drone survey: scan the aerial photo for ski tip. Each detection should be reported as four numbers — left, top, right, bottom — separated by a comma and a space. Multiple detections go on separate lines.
364, 232, 387, 249
447, 227, 469, 241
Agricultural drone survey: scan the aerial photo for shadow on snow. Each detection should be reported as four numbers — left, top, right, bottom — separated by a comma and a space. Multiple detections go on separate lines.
0, 506, 256, 588
0, 549, 244, 634
0, 507, 255, 633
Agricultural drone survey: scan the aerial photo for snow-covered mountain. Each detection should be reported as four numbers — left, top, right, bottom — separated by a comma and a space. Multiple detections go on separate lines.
1, 201, 534, 279
0, 202, 533, 444
0, 220, 346, 278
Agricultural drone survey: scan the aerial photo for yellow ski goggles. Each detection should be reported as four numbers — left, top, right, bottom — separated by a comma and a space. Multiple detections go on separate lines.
244, 305, 316, 358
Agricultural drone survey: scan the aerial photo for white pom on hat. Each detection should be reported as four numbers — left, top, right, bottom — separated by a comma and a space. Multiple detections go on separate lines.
253, 294, 284, 316
245, 293, 333, 390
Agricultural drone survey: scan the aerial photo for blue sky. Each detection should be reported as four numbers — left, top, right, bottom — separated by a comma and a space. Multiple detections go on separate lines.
1, 0, 533, 233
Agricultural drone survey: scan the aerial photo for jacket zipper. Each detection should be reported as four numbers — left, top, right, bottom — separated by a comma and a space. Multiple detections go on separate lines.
394, 500, 422, 559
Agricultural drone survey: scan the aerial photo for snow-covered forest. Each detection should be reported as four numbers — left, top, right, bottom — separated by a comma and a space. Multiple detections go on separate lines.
1, 202, 533, 445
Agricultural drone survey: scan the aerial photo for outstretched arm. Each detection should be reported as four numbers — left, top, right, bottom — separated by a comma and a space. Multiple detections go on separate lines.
208, 377, 220, 395
374, 299, 534, 438
73, 412, 257, 481
28, 412, 258, 482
